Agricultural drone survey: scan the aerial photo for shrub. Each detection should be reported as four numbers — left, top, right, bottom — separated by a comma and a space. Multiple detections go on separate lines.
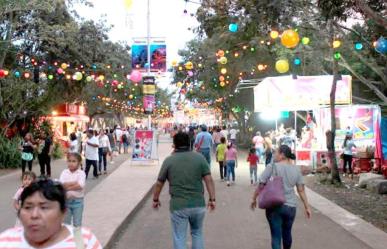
52, 142, 64, 159
0, 135, 22, 169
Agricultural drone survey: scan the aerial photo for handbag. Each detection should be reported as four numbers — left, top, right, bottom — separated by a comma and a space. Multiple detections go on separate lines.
22, 152, 33, 161
258, 164, 286, 209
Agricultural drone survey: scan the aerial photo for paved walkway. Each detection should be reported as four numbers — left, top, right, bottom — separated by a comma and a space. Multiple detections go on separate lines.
112, 149, 382, 249
0, 151, 131, 232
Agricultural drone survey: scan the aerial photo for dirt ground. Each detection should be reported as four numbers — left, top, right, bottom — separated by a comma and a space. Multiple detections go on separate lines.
305, 174, 387, 233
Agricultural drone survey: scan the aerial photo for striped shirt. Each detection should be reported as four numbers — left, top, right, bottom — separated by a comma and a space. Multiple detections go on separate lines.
0, 225, 102, 249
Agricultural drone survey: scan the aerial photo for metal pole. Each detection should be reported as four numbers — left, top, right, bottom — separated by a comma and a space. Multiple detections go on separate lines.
147, 0, 151, 129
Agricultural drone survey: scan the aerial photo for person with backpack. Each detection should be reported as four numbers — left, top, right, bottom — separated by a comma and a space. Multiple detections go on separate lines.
122, 128, 130, 154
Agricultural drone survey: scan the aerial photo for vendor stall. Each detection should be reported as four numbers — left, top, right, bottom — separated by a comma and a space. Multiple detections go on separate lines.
45, 104, 89, 146
254, 75, 384, 174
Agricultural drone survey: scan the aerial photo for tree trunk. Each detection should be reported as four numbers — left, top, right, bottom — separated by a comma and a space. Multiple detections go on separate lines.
0, 12, 14, 68
329, 21, 341, 184
355, 0, 387, 28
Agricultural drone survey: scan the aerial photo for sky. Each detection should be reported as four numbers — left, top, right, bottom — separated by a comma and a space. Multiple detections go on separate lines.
76, 0, 199, 66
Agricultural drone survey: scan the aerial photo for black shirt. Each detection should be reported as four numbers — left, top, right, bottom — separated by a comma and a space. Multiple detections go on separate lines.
40, 138, 52, 155
22, 142, 34, 153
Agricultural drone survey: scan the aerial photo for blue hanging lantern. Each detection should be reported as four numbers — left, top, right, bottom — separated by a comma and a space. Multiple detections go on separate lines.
375, 37, 387, 54
354, 42, 363, 51
229, 23, 238, 33
293, 58, 301, 65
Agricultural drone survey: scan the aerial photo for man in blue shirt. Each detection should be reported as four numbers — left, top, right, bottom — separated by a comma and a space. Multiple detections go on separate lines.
194, 125, 213, 165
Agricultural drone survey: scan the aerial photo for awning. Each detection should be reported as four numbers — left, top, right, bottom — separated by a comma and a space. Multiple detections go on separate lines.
46, 115, 90, 122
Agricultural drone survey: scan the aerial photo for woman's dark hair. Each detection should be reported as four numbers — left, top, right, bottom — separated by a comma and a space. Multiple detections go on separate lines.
69, 132, 77, 141
20, 179, 66, 213
227, 143, 233, 149
220, 137, 226, 144
173, 132, 190, 150
250, 148, 256, 154
278, 145, 296, 160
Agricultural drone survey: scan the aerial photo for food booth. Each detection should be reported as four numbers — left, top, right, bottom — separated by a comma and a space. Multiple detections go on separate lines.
46, 104, 89, 146
254, 75, 384, 174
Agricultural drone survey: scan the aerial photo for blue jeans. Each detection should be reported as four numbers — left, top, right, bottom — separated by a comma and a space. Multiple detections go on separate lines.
266, 205, 297, 249
64, 198, 84, 227
250, 165, 257, 183
171, 207, 206, 249
226, 160, 235, 181
199, 148, 211, 165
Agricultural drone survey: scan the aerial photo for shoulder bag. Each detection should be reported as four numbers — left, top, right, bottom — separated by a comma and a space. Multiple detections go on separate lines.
258, 164, 286, 209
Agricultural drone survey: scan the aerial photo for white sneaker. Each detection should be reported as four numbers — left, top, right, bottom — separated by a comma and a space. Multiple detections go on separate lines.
227, 181, 231, 187
110, 161, 115, 164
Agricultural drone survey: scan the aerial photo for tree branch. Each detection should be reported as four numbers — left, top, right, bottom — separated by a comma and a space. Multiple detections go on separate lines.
355, 0, 387, 28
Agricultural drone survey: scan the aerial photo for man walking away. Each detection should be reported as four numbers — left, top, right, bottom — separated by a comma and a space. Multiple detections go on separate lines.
153, 132, 216, 249
194, 125, 213, 165
84, 129, 99, 179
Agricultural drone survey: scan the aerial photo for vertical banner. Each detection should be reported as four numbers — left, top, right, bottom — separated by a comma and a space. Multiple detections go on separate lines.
131, 38, 167, 73
132, 130, 154, 161
150, 43, 167, 72
143, 76, 156, 114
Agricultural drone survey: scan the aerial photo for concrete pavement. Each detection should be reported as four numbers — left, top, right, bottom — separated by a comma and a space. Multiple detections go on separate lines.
0, 152, 131, 232
112, 149, 386, 249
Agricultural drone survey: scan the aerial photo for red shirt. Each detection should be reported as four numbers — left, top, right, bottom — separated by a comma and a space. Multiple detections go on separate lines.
247, 154, 259, 166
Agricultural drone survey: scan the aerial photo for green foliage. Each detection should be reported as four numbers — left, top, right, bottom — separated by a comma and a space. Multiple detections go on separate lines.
52, 141, 64, 160
0, 135, 21, 169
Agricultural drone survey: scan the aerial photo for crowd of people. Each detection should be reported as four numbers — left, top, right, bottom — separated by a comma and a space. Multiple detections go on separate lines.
153, 127, 311, 249
1, 122, 316, 249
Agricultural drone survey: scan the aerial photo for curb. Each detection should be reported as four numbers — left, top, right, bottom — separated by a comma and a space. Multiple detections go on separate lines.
104, 185, 154, 249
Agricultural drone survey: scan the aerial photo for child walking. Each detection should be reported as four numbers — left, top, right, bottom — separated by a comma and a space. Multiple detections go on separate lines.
216, 137, 227, 181
59, 152, 86, 227
13, 171, 36, 226
247, 148, 259, 185
225, 143, 238, 187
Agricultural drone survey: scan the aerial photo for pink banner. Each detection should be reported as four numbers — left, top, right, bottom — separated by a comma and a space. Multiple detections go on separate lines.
254, 75, 352, 111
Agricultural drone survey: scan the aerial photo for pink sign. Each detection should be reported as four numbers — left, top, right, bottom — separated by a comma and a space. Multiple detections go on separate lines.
143, 95, 155, 114
254, 75, 352, 111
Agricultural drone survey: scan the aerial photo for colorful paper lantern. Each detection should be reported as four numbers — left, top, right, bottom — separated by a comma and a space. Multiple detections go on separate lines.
188, 71, 194, 77
124, 0, 133, 10
217, 50, 225, 57
86, 76, 93, 82
301, 37, 310, 45
61, 63, 68, 70
275, 60, 289, 73
74, 72, 83, 81
219, 56, 228, 64
48, 75, 54, 80
270, 30, 279, 39
219, 76, 225, 82
294, 58, 301, 65
229, 23, 238, 33
0, 69, 5, 78
334, 52, 341, 60
129, 94, 134, 99
130, 70, 142, 83
185, 61, 193, 70
24, 72, 31, 79
281, 29, 300, 48
14, 71, 21, 78
354, 42, 363, 50
57, 68, 64, 74
375, 37, 387, 54
112, 80, 119, 86
220, 81, 226, 87
333, 40, 341, 48
171, 60, 178, 67
257, 64, 265, 71
177, 82, 183, 88
220, 68, 227, 75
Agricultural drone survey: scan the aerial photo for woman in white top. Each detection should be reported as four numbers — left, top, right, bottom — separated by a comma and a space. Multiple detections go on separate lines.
98, 129, 111, 175
69, 133, 79, 153
342, 134, 356, 176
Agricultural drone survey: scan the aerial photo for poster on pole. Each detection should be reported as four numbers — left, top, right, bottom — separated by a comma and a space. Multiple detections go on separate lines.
132, 130, 154, 161
131, 38, 167, 73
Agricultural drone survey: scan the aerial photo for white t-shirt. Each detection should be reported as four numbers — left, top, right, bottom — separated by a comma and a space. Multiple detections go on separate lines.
0, 225, 102, 249
343, 140, 356, 155
59, 169, 86, 199
85, 136, 99, 161
69, 140, 79, 153
220, 130, 229, 139
98, 135, 110, 149
114, 129, 123, 142
229, 129, 238, 140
